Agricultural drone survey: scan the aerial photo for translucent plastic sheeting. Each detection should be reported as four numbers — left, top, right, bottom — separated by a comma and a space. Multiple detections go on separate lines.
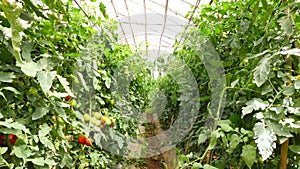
101, 0, 211, 61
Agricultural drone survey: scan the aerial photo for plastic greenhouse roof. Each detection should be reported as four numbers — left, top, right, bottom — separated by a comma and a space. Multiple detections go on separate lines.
101, 0, 211, 61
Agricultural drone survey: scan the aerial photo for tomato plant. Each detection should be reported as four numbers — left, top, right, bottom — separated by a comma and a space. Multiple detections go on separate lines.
0, 0, 152, 168
171, 0, 300, 168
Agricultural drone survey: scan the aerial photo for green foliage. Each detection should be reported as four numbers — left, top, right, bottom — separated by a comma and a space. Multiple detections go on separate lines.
0, 0, 152, 168
0, 1, 23, 63
241, 144, 256, 168
253, 122, 277, 161
173, 0, 300, 168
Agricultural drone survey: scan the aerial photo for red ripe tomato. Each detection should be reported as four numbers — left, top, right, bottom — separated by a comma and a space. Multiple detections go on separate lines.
65, 95, 71, 101
10, 138, 17, 145
78, 135, 86, 145
8, 134, 17, 145
85, 138, 92, 146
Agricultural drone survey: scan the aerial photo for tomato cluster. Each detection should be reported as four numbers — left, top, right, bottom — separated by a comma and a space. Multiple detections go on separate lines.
0, 134, 17, 146
78, 135, 92, 146
83, 113, 115, 129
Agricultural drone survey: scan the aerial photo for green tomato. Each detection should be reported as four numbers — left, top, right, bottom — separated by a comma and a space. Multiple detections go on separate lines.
83, 114, 91, 122
105, 98, 115, 106
28, 87, 38, 95
110, 99, 115, 106
91, 117, 97, 125
70, 100, 77, 107
243, 137, 248, 143
93, 112, 102, 120
95, 120, 101, 127
69, 75, 80, 84
57, 117, 64, 123
105, 119, 112, 125
258, 157, 264, 164
28, 107, 33, 113
100, 63, 105, 68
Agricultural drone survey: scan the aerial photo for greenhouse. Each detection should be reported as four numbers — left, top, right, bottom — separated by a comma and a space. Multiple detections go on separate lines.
0, 0, 300, 168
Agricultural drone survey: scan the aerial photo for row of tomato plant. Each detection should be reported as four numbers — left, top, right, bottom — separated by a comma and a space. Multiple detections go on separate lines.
164, 0, 300, 168
0, 0, 154, 168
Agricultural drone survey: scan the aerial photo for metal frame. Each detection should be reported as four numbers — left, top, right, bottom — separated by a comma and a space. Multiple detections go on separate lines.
73, 0, 203, 55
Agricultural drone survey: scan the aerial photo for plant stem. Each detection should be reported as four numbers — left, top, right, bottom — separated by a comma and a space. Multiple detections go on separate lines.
225, 86, 261, 93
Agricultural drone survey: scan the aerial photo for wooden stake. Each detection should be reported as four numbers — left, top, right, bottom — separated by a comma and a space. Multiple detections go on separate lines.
280, 139, 289, 169
280, 54, 292, 169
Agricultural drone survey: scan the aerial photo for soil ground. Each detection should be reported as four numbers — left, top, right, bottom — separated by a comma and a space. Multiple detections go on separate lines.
128, 117, 178, 169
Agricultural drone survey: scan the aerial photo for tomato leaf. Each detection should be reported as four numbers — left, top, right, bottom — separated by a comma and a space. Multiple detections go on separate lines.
0, 3, 23, 63
38, 123, 52, 137
242, 98, 269, 118
253, 122, 276, 161
253, 56, 271, 87
56, 74, 72, 94
17, 61, 39, 77
37, 71, 56, 94
192, 163, 203, 169
218, 120, 233, 132
0, 71, 16, 82
280, 48, 300, 57
99, 2, 108, 19
39, 137, 55, 152
1, 86, 20, 95
11, 145, 33, 159
289, 145, 300, 154
203, 164, 218, 169
247, 50, 270, 59
241, 144, 256, 168
282, 86, 294, 96
53, 102, 69, 123
226, 134, 241, 154
27, 158, 46, 166
208, 132, 218, 150
279, 17, 293, 36
32, 107, 50, 120
295, 80, 300, 89
266, 121, 293, 138
45, 158, 56, 166
0, 147, 8, 155
0, 119, 30, 134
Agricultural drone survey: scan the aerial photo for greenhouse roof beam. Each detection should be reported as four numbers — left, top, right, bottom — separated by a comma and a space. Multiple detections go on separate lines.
110, 0, 130, 46
173, 0, 200, 53
148, 0, 184, 18
143, 0, 148, 51
158, 0, 169, 57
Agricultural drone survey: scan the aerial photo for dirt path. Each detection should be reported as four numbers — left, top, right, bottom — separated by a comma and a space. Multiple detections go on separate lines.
128, 113, 178, 169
